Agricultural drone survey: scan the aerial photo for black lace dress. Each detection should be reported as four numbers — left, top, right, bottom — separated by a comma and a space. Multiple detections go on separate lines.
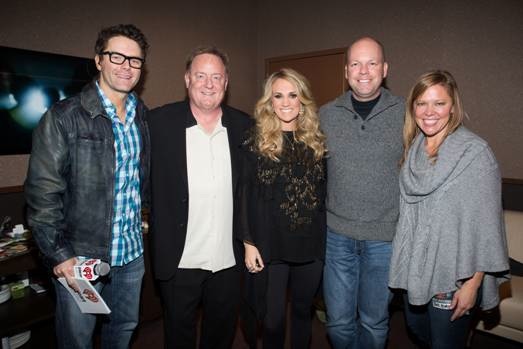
239, 130, 327, 264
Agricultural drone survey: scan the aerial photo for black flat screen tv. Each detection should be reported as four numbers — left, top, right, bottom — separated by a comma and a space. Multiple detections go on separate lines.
0, 46, 97, 155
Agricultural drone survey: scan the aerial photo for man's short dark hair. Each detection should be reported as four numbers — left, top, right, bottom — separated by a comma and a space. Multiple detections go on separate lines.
185, 46, 229, 75
95, 24, 149, 59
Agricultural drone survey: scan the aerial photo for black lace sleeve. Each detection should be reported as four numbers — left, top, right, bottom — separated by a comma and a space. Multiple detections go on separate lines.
236, 132, 257, 244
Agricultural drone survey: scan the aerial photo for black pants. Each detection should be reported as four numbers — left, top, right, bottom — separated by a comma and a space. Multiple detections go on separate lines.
158, 267, 240, 349
263, 260, 323, 349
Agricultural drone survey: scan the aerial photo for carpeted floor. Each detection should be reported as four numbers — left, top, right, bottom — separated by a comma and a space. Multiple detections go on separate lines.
131, 307, 522, 349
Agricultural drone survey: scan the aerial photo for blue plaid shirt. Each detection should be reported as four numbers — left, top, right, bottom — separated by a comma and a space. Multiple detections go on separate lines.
96, 82, 143, 266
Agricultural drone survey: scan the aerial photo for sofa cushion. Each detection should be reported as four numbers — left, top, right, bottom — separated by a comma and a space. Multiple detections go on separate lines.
498, 276, 523, 329
475, 210, 523, 343
505, 210, 523, 263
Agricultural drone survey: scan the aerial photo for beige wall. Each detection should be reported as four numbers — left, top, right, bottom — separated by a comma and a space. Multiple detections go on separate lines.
1, 0, 522, 187
0, 0, 258, 187
257, 0, 523, 179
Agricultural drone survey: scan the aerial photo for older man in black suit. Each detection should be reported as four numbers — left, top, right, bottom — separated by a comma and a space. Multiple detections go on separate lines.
148, 46, 252, 349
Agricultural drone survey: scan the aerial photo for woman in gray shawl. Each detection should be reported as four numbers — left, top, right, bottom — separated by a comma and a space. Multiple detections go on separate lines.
388, 70, 509, 349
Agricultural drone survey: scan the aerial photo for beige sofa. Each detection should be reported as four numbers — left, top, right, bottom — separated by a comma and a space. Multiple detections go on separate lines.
476, 210, 523, 343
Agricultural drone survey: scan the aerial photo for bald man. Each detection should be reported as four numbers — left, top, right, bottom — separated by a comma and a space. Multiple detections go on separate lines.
320, 37, 405, 349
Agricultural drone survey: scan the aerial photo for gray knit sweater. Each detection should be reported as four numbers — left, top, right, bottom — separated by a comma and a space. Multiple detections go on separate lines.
320, 88, 404, 241
388, 127, 510, 309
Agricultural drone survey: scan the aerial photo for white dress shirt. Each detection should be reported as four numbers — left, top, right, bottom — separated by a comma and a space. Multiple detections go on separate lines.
178, 119, 235, 272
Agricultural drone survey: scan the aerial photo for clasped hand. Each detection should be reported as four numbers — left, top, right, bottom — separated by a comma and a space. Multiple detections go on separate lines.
244, 243, 264, 273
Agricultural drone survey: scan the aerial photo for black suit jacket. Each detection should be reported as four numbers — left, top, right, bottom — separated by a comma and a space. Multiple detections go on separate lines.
148, 100, 252, 280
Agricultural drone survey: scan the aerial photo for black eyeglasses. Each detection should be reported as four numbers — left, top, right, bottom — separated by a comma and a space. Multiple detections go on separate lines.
101, 51, 145, 69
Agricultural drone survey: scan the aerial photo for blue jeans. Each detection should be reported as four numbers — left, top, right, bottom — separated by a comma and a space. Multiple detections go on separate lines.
53, 255, 145, 349
323, 228, 392, 349
403, 292, 476, 349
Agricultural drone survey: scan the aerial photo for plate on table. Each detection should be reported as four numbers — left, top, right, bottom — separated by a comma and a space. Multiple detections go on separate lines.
9, 330, 31, 349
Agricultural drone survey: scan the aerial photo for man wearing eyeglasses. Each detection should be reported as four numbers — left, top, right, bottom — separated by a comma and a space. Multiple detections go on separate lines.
148, 46, 252, 348
25, 24, 150, 348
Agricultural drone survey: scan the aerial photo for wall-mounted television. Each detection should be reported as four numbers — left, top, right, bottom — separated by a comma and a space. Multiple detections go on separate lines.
0, 46, 97, 155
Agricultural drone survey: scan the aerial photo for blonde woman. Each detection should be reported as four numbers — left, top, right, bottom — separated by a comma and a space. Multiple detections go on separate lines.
389, 70, 509, 348
239, 68, 327, 348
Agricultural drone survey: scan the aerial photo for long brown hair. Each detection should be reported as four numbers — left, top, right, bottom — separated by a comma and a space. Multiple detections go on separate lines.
401, 70, 465, 165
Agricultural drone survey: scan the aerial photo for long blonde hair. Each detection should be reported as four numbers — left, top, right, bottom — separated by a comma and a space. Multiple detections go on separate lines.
254, 68, 326, 161
401, 70, 465, 165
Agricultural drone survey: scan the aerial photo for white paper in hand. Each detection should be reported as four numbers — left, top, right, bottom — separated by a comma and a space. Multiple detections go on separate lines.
58, 277, 111, 314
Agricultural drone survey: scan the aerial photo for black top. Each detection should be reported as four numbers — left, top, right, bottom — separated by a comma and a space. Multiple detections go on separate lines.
351, 94, 381, 120
239, 130, 326, 264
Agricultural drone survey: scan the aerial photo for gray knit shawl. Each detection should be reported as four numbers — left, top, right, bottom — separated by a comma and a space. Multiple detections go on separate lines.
389, 126, 509, 310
